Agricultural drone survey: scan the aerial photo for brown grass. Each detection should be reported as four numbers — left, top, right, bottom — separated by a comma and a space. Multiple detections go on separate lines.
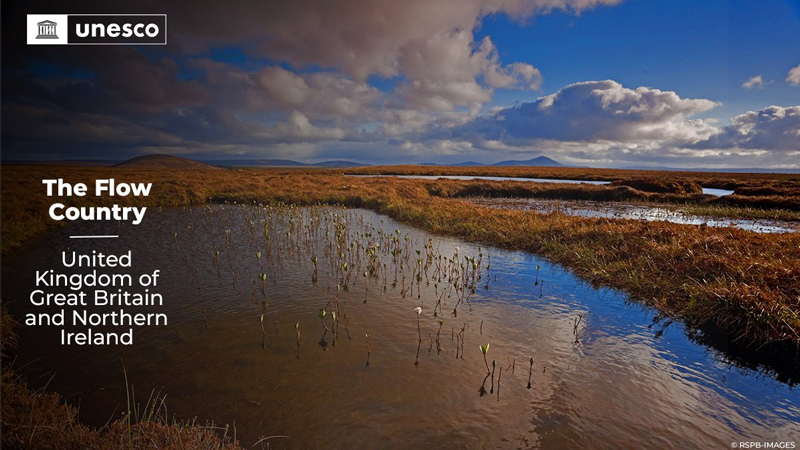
423, 179, 709, 202
416, 178, 800, 214
0, 308, 244, 450
342, 164, 800, 187
342, 166, 800, 210
610, 177, 703, 194
0, 371, 245, 450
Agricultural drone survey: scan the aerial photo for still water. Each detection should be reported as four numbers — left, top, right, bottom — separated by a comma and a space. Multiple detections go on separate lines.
467, 198, 799, 234
346, 174, 734, 196
3, 205, 798, 449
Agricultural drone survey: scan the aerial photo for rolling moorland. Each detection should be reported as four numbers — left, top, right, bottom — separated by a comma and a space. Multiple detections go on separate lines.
1, 161, 799, 448
4, 161, 799, 349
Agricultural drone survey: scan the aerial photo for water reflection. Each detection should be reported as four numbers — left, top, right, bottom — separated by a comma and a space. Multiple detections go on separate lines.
702, 187, 735, 196
468, 198, 799, 233
2, 205, 798, 449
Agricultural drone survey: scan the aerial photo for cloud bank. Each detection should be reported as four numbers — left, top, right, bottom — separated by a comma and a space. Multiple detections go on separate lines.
451, 80, 719, 144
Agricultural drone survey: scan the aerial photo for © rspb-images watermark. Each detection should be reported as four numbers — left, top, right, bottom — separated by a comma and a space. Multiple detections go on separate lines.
731, 441, 797, 449
27, 14, 166, 45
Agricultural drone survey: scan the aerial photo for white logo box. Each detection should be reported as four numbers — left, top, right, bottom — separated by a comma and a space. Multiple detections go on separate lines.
27, 14, 68, 45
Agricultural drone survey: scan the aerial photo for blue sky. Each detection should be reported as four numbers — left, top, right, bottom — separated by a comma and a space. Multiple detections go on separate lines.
481, 0, 800, 121
3, 0, 800, 168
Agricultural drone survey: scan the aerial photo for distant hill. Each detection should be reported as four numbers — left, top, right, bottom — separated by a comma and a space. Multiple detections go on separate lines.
415, 156, 563, 167
492, 156, 563, 167
205, 159, 369, 168
3, 159, 120, 166
210, 159, 307, 167
311, 160, 371, 168
116, 155, 219, 170
451, 161, 486, 166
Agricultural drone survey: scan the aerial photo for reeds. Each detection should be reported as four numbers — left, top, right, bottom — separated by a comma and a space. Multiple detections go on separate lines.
0, 356, 243, 449
259, 314, 267, 348
295, 323, 301, 359
415, 307, 422, 341
527, 358, 534, 389
573, 314, 583, 345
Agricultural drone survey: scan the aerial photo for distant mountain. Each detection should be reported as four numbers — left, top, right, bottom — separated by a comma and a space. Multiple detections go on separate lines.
311, 160, 371, 168
450, 161, 486, 166
492, 156, 563, 167
204, 159, 369, 168
116, 155, 219, 170
416, 156, 563, 167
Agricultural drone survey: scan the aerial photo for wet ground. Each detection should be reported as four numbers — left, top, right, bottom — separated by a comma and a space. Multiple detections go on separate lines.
346, 174, 735, 196
466, 198, 799, 233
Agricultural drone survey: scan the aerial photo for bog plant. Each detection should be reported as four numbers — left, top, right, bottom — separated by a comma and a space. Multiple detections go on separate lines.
480, 343, 490, 374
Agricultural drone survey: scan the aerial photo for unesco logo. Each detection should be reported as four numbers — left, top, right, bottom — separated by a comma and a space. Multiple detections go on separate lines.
36, 20, 59, 39
27, 14, 167, 45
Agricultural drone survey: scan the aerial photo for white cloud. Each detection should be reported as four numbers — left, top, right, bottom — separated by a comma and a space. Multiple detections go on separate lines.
256, 66, 311, 106
394, 32, 540, 111
170, 0, 614, 113
254, 111, 348, 141
452, 80, 720, 146
741, 75, 764, 89
426, 83, 800, 167
787, 64, 800, 86
693, 105, 800, 151
185, 0, 620, 82
255, 67, 382, 118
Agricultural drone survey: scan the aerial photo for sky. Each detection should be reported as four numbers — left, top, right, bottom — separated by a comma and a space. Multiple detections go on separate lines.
2, 0, 800, 168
